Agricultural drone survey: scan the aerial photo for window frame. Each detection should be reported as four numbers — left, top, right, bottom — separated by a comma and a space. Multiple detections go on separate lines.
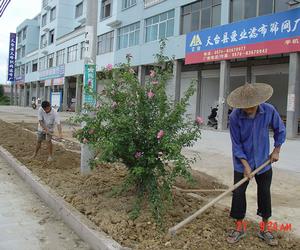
49, 29, 55, 45
67, 44, 78, 63
117, 22, 140, 50
97, 31, 114, 55
22, 27, 27, 40
50, 6, 56, 21
56, 49, 65, 66
145, 9, 175, 43
32, 59, 38, 72
47, 53, 54, 68
230, 0, 289, 23
180, 0, 222, 35
122, 0, 136, 10
75, 2, 84, 18
101, 0, 112, 20
41, 13, 47, 27
39, 56, 47, 71
40, 34, 47, 48
80, 41, 86, 60
21, 46, 25, 57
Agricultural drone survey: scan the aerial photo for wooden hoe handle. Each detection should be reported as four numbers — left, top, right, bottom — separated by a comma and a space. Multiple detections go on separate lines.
168, 160, 271, 236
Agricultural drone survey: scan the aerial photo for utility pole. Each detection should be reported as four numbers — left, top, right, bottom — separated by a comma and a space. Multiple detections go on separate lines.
80, 0, 98, 175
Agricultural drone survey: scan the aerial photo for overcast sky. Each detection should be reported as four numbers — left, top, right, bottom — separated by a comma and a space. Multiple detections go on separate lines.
0, 0, 41, 84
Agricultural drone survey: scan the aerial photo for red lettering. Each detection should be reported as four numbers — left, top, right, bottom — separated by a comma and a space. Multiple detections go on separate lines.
259, 221, 265, 231
283, 223, 292, 232
267, 221, 273, 232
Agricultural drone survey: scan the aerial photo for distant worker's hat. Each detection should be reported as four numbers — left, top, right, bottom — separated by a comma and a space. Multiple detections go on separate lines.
227, 83, 273, 109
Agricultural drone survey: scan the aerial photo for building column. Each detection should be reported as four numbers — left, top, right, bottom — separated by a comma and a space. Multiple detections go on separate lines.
174, 60, 182, 103
75, 74, 83, 113
218, 61, 230, 130
23, 83, 28, 106
63, 77, 69, 111
217, 0, 231, 130
14, 84, 18, 105
19, 87, 22, 106
196, 69, 202, 117
138, 65, 146, 85
43, 84, 47, 101
36, 81, 41, 99
286, 53, 300, 138
29, 82, 33, 105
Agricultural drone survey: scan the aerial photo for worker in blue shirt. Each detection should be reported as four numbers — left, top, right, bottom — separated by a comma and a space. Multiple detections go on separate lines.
226, 83, 286, 246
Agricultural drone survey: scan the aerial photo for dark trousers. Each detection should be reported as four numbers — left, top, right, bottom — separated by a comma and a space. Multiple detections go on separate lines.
230, 168, 272, 220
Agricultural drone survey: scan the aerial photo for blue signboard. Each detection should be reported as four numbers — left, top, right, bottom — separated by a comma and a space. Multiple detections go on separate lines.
186, 7, 300, 64
7, 32, 16, 81
40, 64, 65, 81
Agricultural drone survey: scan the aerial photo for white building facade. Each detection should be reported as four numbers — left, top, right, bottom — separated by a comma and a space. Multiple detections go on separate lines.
14, 0, 300, 138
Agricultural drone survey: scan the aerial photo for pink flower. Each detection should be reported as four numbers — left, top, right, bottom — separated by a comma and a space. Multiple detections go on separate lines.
111, 101, 117, 108
147, 90, 155, 99
157, 130, 164, 139
82, 138, 88, 144
150, 70, 156, 78
106, 64, 113, 71
88, 129, 95, 135
134, 151, 143, 159
129, 68, 135, 74
195, 116, 204, 125
152, 80, 158, 85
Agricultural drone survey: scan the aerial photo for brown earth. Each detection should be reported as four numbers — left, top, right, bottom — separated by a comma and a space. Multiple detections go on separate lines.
14, 122, 81, 152
0, 120, 299, 250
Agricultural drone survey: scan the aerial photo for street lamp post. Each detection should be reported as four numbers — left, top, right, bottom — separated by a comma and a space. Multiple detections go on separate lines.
80, 0, 98, 175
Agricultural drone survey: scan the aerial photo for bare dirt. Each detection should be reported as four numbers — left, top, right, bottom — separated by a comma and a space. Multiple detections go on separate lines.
0, 120, 299, 250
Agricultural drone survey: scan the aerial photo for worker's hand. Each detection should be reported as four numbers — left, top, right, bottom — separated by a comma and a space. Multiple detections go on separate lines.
243, 165, 252, 179
270, 148, 280, 163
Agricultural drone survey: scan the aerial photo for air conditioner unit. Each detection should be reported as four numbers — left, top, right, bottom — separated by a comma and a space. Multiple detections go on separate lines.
78, 17, 86, 24
107, 20, 122, 28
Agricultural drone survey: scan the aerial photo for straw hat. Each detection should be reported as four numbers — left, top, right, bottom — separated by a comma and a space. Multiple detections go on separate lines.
227, 83, 273, 109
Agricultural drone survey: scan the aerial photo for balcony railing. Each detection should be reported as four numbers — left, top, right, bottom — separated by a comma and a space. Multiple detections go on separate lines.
144, 0, 165, 8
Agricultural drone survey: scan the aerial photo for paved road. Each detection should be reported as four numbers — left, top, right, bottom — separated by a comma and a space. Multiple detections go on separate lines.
0, 155, 90, 250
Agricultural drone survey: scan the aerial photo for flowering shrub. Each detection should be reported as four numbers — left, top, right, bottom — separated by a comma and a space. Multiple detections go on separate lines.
72, 40, 202, 224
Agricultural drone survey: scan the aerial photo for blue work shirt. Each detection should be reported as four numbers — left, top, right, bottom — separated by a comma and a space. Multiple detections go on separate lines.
229, 103, 286, 175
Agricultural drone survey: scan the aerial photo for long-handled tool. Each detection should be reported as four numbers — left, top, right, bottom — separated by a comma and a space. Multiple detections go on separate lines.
168, 159, 271, 236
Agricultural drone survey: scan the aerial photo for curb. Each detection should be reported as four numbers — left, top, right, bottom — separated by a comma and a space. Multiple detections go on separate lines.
0, 146, 128, 250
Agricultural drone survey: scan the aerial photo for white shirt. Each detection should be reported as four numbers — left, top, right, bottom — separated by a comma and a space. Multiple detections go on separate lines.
37, 107, 60, 133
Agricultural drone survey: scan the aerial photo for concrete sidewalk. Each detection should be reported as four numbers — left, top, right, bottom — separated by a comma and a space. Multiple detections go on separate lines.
191, 129, 300, 173
0, 155, 90, 250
